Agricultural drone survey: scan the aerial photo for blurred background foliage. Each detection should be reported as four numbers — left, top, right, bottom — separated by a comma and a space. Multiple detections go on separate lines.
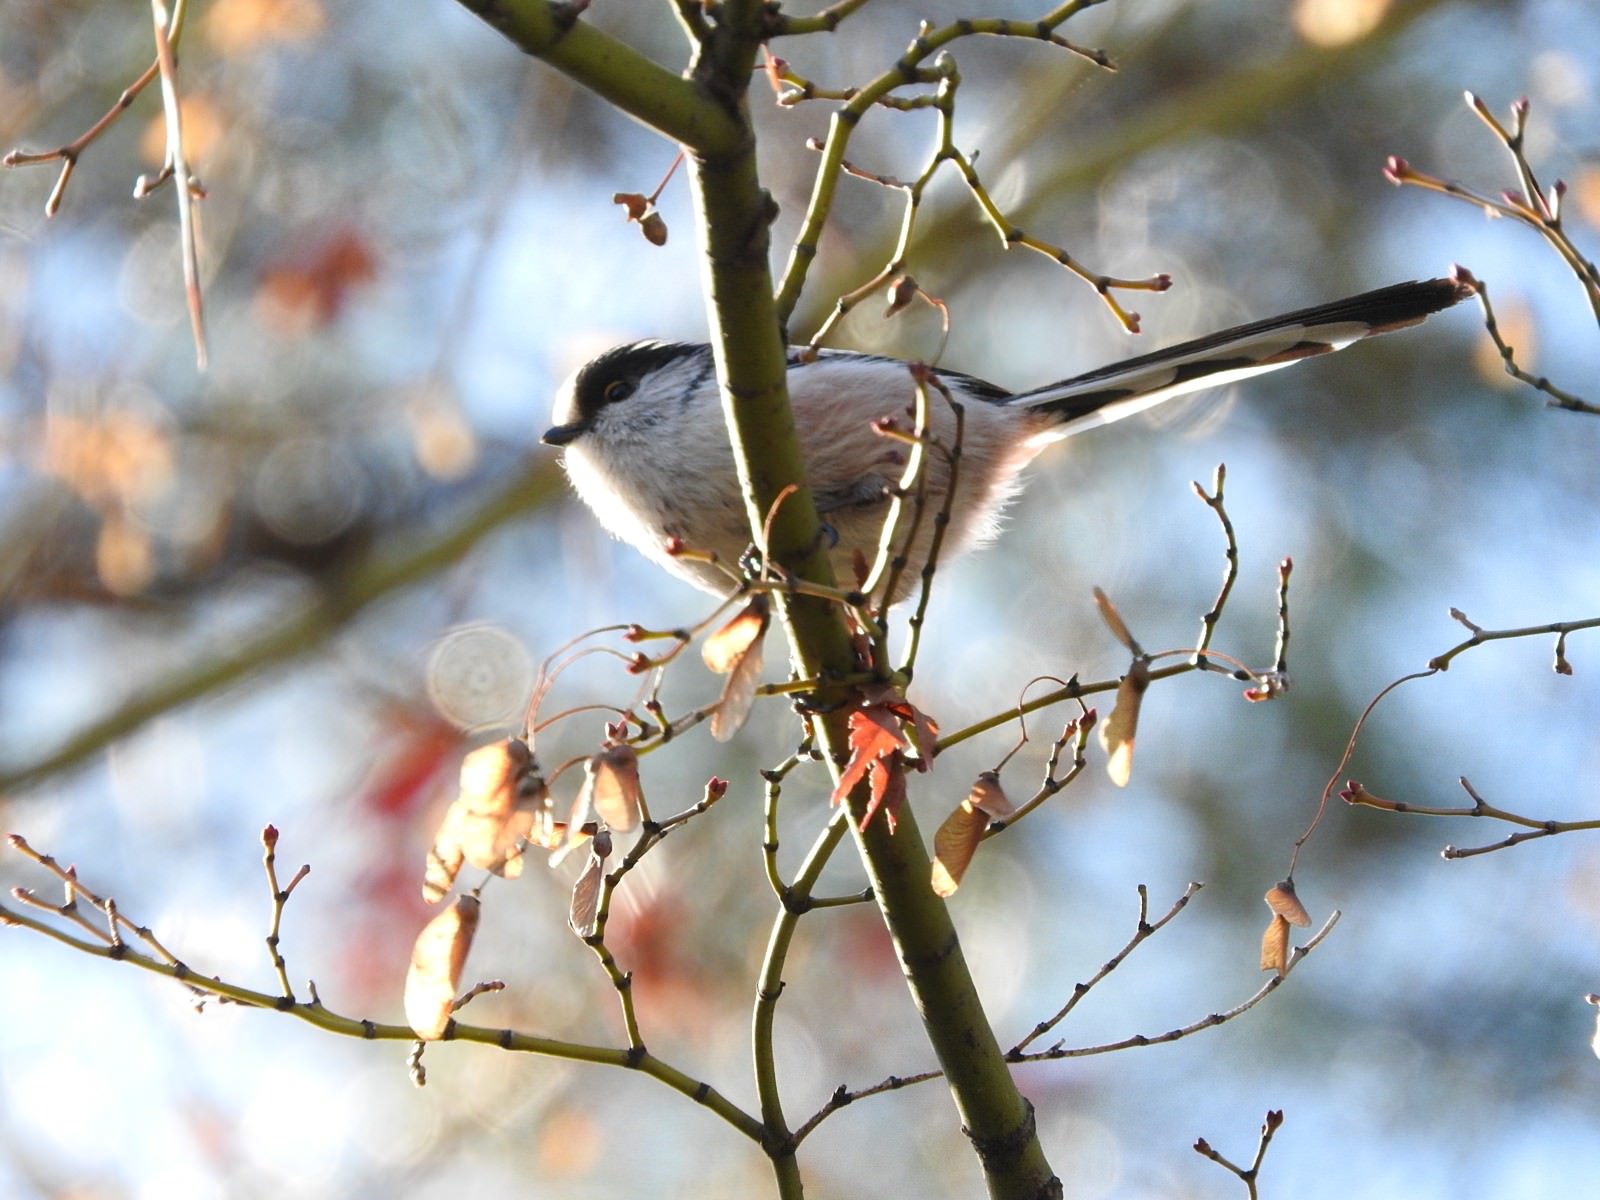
1, 0, 1598, 1196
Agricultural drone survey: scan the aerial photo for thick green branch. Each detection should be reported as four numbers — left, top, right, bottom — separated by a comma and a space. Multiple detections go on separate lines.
453, 0, 743, 152
683, 5, 1060, 1197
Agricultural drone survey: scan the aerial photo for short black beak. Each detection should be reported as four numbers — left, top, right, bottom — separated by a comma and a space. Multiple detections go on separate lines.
541, 422, 586, 447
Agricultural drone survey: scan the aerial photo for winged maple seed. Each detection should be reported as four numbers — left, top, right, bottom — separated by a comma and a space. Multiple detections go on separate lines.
422, 738, 551, 904
568, 827, 614, 939
930, 771, 1014, 897
583, 743, 645, 832
829, 687, 939, 833
1099, 657, 1150, 788
404, 893, 480, 1040
1264, 878, 1312, 927
702, 594, 771, 741
1260, 912, 1291, 977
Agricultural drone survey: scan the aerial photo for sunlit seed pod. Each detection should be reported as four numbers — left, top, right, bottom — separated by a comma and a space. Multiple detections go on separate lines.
585, 744, 643, 832
930, 800, 987, 897
1099, 659, 1150, 788
403, 894, 481, 1040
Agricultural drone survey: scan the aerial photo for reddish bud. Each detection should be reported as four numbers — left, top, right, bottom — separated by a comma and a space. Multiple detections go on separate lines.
884, 275, 918, 317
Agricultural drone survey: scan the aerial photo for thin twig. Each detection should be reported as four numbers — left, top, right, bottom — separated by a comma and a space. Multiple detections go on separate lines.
1011, 911, 1341, 1062
1012, 883, 1202, 1053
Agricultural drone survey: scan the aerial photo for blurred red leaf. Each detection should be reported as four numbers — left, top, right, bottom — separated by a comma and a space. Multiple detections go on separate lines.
257, 228, 378, 334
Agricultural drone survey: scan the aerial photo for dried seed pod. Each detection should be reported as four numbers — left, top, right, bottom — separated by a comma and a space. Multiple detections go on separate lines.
583, 744, 643, 832
1099, 658, 1150, 788
1260, 912, 1290, 977
404, 894, 481, 1040
422, 739, 546, 903
1264, 878, 1311, 928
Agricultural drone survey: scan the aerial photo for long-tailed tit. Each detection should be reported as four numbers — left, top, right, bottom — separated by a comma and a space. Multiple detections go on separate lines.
543, 278, 1469, 597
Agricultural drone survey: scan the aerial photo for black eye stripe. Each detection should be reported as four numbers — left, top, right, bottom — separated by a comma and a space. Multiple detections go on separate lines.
570, 341, 704, 428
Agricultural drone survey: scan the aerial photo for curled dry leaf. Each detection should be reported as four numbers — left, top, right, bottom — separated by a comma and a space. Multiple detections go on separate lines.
404, 893, 481, 1040
568, 828, 613, 939
583, 744, 644, 832
1259, 912, 1290, 976
422, 739, 547, 903
1264, 878, 1312, 928
703, 595, 770, 741
1099, 658, 1150, 788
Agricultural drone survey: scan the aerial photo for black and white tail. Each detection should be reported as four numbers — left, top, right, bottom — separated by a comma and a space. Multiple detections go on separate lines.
1014, 277, 1472, 438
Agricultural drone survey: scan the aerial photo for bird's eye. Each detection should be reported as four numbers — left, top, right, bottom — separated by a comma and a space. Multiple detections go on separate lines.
603, 379, 635, 404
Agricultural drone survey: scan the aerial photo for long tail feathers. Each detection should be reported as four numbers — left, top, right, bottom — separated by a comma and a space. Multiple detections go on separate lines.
1015, 277, 1472, 439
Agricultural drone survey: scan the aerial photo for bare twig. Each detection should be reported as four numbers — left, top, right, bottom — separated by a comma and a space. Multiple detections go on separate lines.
1343, 776, 1600, 859
1011, 910, 1340, 1063
1194, 1109, 1285, 1200
260, 825, 310, 1002
1012, 883, 1202, 1053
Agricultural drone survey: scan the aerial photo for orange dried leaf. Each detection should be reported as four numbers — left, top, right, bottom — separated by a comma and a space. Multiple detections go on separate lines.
403, 894, 480, 1040
1260, 912, 1290, 976
931, 800, 987, 897
1099, 659, 1150, 788
831, 707, 907, 807
1264, 878, 1312, 928
568, 830, 613, 939
584, 744, 643, 832
862, 754, 907, 833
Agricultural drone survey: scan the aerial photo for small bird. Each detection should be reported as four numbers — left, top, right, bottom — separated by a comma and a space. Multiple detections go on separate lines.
544, 278, 1470, 598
